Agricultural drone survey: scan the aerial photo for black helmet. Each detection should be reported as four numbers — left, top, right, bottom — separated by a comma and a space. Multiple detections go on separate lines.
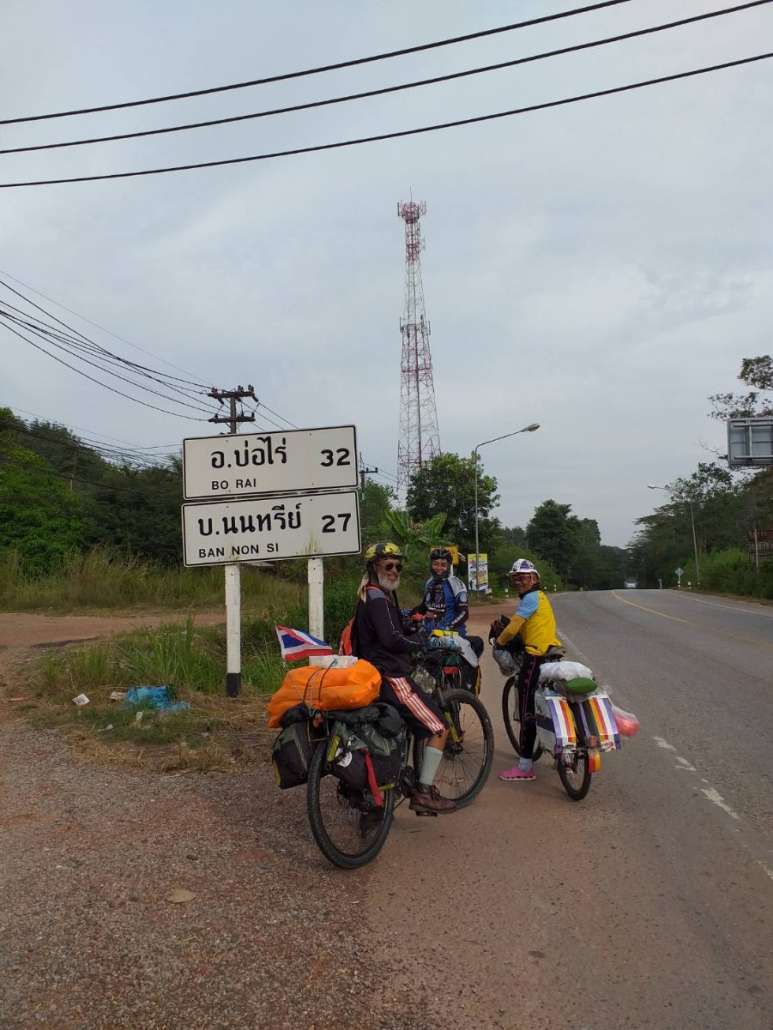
429, 546, 453, 578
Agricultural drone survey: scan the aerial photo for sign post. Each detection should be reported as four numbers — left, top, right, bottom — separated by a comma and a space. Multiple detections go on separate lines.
675, 567, 684, 588
181, 425, 360, 694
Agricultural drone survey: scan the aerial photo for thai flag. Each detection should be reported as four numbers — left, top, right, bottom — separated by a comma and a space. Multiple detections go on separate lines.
275, 625, 334, 662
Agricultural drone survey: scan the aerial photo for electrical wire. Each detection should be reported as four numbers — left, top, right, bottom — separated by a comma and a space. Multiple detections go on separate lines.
4, 51, 770, 189
0, 268, 209, 385
0, 1, 635, 125
0, 277, 208, 390
0, 452, 178, 494
0, 402, 181, 451
2, 320, 211, 421
0, 306, 215, 415
4, 1, 767, 156
3, 422, 178, 469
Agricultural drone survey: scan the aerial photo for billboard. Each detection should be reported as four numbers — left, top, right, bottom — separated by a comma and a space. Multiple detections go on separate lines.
468, 553, 489, 593
727, 417, 773, 468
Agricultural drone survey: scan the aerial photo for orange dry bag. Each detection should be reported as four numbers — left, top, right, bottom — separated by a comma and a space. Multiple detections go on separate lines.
267, 659, 381, 728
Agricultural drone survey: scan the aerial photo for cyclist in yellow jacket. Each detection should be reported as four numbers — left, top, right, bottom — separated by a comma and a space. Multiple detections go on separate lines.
496, 558, 561, 782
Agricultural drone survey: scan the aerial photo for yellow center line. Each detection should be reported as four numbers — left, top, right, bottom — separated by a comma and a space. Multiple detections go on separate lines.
609, 591, 773, 654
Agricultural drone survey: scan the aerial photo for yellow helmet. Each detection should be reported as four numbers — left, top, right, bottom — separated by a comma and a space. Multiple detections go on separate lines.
365, 541, 404, 565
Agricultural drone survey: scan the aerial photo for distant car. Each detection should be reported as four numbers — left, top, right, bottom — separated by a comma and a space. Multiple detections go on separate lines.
624, 580, 638, 589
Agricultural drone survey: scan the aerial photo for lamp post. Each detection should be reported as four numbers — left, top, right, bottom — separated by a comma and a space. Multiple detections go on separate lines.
472, 423, 540, 592
647, 483, 700, 587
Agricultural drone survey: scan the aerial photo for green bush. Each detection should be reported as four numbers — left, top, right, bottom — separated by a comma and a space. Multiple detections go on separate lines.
689, 548, 773, 599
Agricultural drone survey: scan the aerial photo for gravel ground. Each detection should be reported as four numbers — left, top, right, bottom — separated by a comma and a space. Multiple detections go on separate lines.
0, 717, 428, 1030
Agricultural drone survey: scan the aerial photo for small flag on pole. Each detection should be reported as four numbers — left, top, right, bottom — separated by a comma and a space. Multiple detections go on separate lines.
275, 625, 334, 662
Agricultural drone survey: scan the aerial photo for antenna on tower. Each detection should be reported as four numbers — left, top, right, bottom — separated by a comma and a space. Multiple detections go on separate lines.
396, 198, 440, 503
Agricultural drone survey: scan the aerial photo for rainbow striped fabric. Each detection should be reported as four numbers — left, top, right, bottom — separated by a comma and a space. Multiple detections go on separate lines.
538, 690, 621, 754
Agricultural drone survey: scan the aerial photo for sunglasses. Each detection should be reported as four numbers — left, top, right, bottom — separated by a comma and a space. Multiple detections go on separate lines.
381, 561, 403, 572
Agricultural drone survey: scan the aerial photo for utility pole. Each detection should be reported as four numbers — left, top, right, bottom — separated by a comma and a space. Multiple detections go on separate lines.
359, 455, 378, 492
208, 385, 256, 697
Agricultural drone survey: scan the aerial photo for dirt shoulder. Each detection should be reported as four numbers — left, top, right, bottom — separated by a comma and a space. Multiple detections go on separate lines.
0, 610, 425, 1029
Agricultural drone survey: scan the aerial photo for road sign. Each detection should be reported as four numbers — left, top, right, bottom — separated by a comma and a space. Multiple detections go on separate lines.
182, 425, 358, 500
182, 490, 361, 567
675, 567, 684, 576
727, 417, 773, 468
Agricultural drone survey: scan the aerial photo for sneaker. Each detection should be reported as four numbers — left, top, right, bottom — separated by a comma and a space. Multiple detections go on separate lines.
410, 784, 457, 814
498, 765, 536, 782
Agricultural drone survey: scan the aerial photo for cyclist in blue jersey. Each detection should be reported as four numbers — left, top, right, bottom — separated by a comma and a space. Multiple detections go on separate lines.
411, 548, 484, 679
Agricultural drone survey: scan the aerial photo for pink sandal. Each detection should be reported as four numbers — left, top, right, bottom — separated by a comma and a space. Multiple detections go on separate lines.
498, 765, 536, 782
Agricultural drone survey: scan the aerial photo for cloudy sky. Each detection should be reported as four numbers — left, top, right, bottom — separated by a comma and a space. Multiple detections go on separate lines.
2, 0, 772, 546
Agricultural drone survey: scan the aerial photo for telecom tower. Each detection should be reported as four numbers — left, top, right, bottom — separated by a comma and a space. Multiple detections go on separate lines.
396, 199, 440, 501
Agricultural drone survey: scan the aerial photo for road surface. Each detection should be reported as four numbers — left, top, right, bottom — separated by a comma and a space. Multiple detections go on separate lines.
367, 590, 773, 1029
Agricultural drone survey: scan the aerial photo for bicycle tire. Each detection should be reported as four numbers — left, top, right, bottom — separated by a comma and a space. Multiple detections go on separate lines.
501, 676, 544, 762
415, 688, 494, 807
306, 742, 395, 869
557, 751, 592, 801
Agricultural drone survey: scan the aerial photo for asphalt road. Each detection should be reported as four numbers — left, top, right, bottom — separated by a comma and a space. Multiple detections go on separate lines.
367, 591, 773, 1030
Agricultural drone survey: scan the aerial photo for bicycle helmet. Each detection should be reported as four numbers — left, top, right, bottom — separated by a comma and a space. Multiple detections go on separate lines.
365, 541, 404, 566
509, 558, 540, 579
429, 546, 453, 577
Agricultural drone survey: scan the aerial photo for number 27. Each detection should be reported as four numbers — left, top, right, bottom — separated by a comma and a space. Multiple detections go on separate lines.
322, 513, 352, 533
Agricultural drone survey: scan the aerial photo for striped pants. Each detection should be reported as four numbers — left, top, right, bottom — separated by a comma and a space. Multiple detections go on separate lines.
382, 676, 445, 739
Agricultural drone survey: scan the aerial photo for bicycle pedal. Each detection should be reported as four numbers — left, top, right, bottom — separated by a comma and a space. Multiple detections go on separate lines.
413, 809, 438, 818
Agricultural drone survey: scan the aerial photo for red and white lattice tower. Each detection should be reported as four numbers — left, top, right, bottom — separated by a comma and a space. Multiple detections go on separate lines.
396, 199, 440, 502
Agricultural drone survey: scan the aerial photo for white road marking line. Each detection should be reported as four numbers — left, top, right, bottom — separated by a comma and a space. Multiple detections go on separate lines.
700, 787, 741, 821
674, 756, 696, 772
653, 736, 677, 751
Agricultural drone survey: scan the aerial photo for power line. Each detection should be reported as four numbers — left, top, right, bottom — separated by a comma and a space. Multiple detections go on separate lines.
4, 51, 770, 189
4, 1, 767, 156
0, 277, 208, 391
0, 1, 635, 126
2, 320, 211, 421
0, 306, 215, 415
0, 402, 180, 451
0, 267, 209, 386
3, 421, 178, 470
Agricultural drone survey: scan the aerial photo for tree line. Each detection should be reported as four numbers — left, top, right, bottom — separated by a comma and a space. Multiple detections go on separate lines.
629, 357, 773, 597
1, 406, 627, 592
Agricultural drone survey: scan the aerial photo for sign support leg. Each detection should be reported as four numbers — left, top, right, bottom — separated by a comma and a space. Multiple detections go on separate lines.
308, 558, 324, 641
225, 564, 241, 697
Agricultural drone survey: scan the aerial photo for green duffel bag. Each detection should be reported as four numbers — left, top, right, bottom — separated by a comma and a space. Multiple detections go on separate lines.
563, 676, 599, 697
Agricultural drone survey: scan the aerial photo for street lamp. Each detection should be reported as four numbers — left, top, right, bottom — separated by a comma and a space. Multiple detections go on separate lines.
471, 423, 540, 592
647, 483, 700, 587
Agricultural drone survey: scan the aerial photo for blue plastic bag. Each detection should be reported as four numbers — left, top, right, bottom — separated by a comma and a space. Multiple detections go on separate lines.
124, 685, 191, 713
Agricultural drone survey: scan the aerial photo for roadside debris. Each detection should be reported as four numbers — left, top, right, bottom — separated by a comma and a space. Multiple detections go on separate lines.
72, 694, 90, 706
109, 690, 127, 702
124, 686, 191, 714
166, 888, 196, 904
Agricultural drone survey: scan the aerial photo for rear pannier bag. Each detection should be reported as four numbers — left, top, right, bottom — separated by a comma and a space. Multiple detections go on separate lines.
272, 720, 320, 789
330, 717, 404, 792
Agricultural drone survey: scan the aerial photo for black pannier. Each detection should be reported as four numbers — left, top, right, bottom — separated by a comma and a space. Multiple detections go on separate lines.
271, 707, 324, 789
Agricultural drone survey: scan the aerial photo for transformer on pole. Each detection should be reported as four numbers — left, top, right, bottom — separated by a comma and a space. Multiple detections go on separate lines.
396, 199, 440, 502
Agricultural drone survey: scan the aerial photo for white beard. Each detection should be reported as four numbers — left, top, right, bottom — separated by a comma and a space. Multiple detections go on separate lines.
376, 570, 400, 593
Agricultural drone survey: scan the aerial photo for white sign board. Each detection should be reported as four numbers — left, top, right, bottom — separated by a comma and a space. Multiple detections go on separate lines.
182, 490, 361, 567
183, 425, 358, 500
727, 417, 773, 468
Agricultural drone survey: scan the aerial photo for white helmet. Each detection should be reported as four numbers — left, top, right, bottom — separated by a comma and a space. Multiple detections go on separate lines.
509, 558, 540, 579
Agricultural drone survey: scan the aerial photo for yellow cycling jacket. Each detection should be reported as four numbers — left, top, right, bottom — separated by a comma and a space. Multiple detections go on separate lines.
496, 587, 561, 656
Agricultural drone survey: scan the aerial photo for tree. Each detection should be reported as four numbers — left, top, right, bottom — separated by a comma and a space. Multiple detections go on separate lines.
407, 453, 499, 558
0, 438, 84, 574
709, 355, 773, 418
526, 500, 578, 578
382, 510, 447, 559
359, 478, 395, 543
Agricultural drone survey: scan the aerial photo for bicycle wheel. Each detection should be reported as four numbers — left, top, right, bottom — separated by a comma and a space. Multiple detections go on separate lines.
501, 676, 544, 762
415, 688, 494, 806
306, 743, 395, 869
557, 751, 592, 801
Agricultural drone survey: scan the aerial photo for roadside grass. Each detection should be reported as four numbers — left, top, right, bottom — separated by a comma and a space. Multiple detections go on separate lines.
28, 619, 289, 771
0, 548, 304, 613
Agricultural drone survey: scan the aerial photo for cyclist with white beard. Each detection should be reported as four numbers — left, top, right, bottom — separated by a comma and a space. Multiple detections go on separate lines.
354, 542, 456, 815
